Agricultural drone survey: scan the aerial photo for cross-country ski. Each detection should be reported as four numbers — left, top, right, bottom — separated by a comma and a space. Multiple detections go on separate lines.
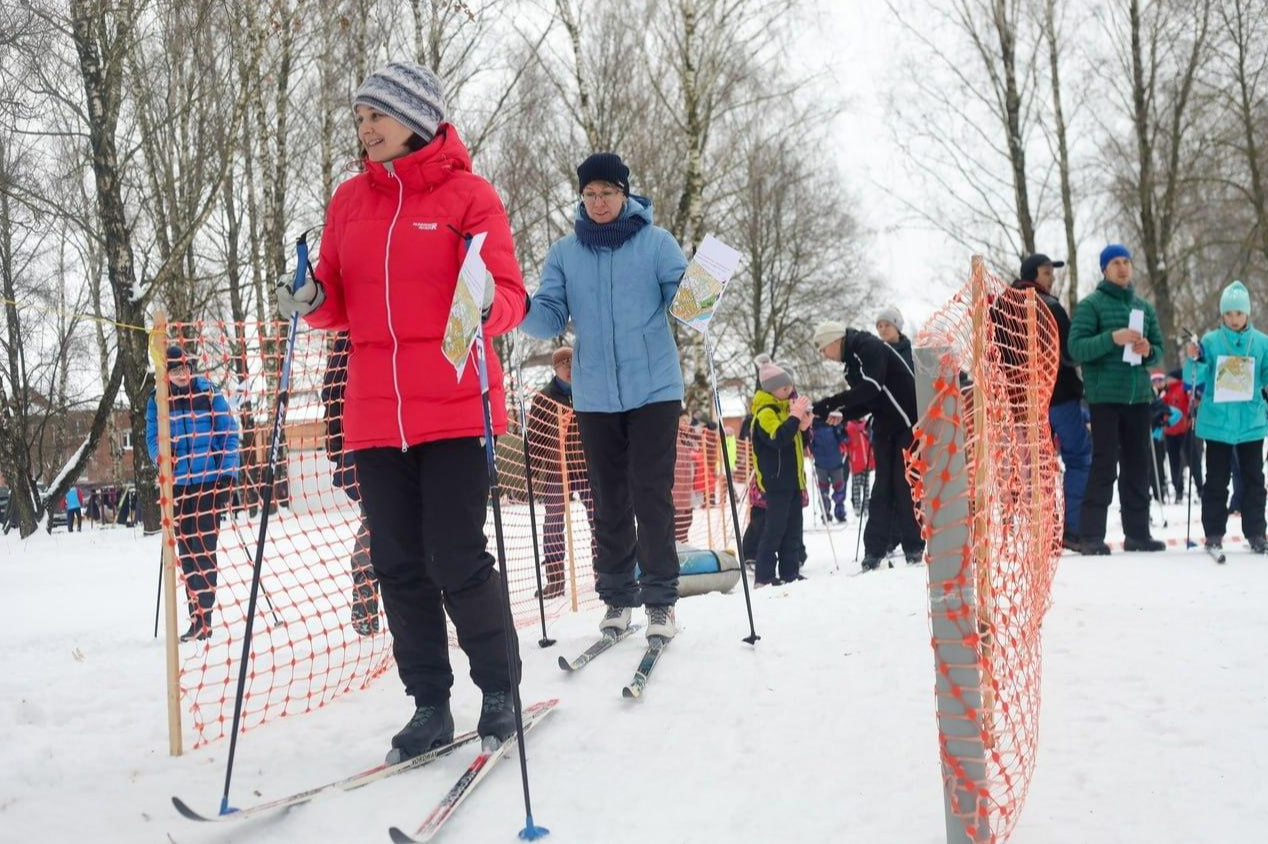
386, 700, 558, 844
557, 624, 642, 673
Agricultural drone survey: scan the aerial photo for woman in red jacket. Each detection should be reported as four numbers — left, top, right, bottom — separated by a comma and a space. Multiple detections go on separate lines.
277, 62, 527, 761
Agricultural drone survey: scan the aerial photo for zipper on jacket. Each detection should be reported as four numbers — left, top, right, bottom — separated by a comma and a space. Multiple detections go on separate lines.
383, 166, 409, 451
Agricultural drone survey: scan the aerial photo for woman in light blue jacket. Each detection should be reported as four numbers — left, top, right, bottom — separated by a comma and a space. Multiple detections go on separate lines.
1187, 281, 1268, 554
520, 153, 687, 642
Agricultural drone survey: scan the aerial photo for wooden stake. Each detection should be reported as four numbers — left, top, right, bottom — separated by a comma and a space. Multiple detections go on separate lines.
149, 312, 184, 757
558, 404, 579, 613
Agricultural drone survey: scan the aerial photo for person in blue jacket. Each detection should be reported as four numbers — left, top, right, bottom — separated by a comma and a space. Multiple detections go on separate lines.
146, 345, 240, 641
64, 487, 83, 532
519, 152, 688, 642
1186, 281, 1268, 555
810, 412, 849, 523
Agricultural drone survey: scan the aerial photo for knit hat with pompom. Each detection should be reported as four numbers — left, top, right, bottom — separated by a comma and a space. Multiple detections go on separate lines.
755, 354, 794, 392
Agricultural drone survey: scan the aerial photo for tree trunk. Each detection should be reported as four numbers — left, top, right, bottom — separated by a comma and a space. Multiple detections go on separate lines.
1045, 0, 1079, 309
69, 0, 162, 532
993, 0, 1035, 256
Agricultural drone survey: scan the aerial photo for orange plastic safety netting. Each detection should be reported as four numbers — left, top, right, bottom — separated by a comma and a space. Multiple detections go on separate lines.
904, 259, 1063, 842
153, 320, 749, 749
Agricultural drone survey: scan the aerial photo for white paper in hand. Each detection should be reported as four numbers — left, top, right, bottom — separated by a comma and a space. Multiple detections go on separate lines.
1123, 308, 1145, 366
442, 232, 488, 380
670, 235, 742, 333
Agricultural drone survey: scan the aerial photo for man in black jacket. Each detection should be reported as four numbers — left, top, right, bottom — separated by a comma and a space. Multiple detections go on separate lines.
811, 321, 924, 571
995, 254, 1090, 549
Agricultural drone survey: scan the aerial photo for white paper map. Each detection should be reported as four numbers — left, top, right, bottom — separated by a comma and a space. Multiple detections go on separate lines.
670, 234, 742, 333
1213, 355, 1254, 403
1123, 308, 1145, 365
442, 231, 489, 380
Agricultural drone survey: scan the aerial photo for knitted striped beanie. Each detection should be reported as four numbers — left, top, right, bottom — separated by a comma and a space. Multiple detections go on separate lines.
353, 62, 446, 144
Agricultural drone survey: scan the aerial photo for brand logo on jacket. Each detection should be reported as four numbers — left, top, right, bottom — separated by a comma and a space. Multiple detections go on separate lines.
412, 222, 438, 231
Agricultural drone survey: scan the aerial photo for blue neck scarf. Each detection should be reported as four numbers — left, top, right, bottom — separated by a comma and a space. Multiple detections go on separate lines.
574, 200, 648, 249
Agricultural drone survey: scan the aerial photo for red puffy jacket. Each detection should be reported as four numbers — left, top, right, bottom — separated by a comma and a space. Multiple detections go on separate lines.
306, 126, 527, 451
1162, 380, 1190, 436
845, 419, 874, 473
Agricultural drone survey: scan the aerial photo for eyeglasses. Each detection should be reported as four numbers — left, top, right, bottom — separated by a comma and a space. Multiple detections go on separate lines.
581, 189, 622, 204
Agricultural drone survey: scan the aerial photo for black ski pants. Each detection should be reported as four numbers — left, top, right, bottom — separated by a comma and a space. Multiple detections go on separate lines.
1165, 432, 1203, 498
756, 488, 803, 582
355, 439, 519, 707
1080, 403, 1152, 543
174, 481, 220, 624
575, 400, 680, 607
742, 504, 765, 564
863, 429, 923, 557
1201, 439, 1266, 541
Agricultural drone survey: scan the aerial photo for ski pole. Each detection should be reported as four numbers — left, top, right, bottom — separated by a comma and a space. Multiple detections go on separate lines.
515, 362, 555, 648
474, 327, 548, 841
1147, 426, 1168, 528
153, 541, 165, 638
809, 462, 840, 571
854, 472, 868, 562
218, 232, 309, 816
705, 338, 760, 645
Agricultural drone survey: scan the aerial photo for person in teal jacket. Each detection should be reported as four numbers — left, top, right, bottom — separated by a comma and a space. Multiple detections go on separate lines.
1186, 281, 1268, 554
1067, 244, 1166, 554
519, 153, 688, 643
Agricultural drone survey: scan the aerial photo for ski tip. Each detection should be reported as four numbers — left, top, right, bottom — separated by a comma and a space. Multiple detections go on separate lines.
621, 686, 639, 700
557, 656, 573, 672
171, 796, 210, 822
388, 826, 419, 844
518, 818, 551, 840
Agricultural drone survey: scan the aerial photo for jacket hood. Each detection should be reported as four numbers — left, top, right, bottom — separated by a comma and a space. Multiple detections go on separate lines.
750, 389, 788, 414
363, 123, 472, 191
574, 193, 654, 226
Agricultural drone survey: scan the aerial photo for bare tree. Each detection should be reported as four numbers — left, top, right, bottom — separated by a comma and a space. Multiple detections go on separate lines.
886, 0, 1047, 266
1042, 0, 1080, 308
1098, 0, 1212, 364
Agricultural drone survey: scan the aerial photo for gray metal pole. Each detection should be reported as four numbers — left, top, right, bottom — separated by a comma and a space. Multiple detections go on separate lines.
913, 346, 990, 844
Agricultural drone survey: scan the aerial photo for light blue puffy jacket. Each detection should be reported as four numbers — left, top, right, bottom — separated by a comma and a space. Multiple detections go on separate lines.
1194, 323, 1268, 445
519, 196, 688, 413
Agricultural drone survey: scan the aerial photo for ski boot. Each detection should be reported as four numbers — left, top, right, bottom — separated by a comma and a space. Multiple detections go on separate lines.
905, 551, 924, 566
1124, 535, 1166, 552
477, 691, 516, 751
388, 699, 455, 763
180, 610, 212, 642
646, 605, 677, 641
1080, 540, 1111, 556
351, 601, 380, 636
861, 554, 882, 572
1248, 536, 1268, 554
599, 604, 631, 637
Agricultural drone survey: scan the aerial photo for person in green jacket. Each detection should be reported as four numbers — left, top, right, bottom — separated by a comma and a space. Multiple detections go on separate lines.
1067, 244, 1166, 554
1185, 281, 1268, 555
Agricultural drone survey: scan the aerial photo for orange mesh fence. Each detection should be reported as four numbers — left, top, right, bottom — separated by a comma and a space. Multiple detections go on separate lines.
154, 319, 749, 748
904, 260, 1063, 842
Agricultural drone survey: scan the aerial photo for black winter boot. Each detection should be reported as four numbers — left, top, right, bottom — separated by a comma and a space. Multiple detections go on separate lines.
1124, 535, 1166, 552
477, 690, 517, 749
389, 700, 455, 762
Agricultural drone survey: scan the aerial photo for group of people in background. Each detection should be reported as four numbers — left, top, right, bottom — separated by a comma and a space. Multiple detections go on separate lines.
134, 55, 1268, 761
996, 245, 1267, 558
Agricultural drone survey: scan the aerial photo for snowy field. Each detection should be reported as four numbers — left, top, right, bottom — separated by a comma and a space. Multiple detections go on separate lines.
2, 501, 1266, 843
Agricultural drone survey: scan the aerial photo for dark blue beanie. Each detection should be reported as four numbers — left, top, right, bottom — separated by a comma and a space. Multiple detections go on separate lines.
577, 153, 630, 195
1099, 243, 1132, 272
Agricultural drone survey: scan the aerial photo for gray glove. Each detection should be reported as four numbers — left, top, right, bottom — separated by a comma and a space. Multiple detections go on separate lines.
276, 276, 325, 318
480, 271, 495, 321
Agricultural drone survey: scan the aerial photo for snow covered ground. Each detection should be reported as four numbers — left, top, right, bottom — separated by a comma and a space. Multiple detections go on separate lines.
2, 501, 1265, 843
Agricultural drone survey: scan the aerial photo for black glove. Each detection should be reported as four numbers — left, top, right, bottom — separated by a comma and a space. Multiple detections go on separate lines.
813, 394, 844, 420
214, 477, 233, 511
